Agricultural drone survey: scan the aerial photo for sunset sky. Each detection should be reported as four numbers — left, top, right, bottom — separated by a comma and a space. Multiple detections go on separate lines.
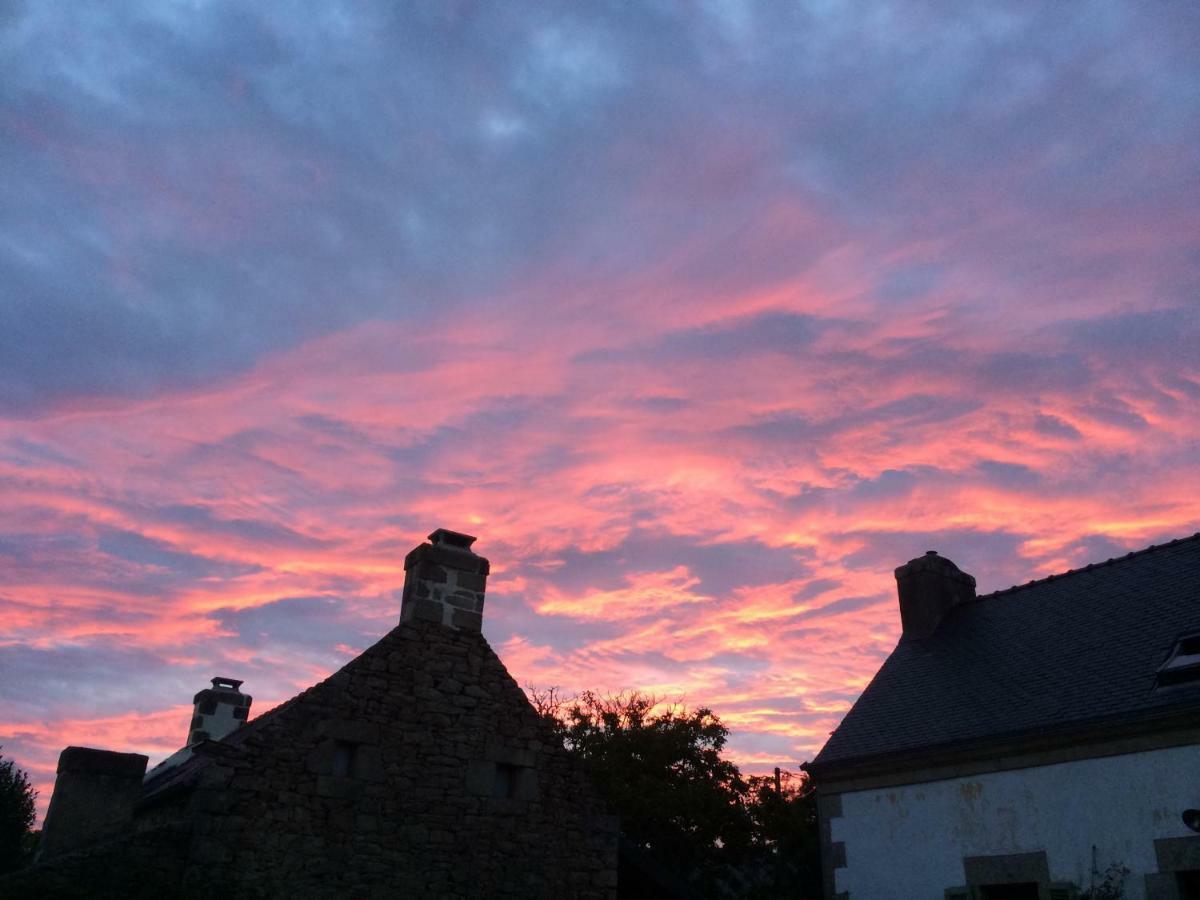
2, 2, 1199, 820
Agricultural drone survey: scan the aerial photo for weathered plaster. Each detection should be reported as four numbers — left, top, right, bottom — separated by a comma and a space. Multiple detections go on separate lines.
831, 744, 1200, 900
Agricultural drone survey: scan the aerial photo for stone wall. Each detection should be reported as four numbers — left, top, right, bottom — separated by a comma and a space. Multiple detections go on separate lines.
177, 619, 617, 898
1, 825, 192, 900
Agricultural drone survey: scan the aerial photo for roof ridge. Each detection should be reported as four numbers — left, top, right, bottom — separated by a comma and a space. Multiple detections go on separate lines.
977, 530, 1200, 600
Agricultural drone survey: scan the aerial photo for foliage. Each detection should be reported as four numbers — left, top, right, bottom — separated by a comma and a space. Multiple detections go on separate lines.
0, 747, 37, 874
535, 689, 751, 869
1081, 862, 1130, 900
530, 688, 822, 898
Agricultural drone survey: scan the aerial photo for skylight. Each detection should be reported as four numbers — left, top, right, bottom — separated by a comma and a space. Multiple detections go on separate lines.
1157, 634, 1200, 687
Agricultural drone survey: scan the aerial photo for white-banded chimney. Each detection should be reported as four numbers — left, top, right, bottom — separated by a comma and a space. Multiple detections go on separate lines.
189, 676, 252, 745
401, 528, 490, 631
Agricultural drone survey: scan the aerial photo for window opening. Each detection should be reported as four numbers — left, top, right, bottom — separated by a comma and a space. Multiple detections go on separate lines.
1158, 634, 1200, 686
332, 740, 357, 778
493, 762, 520, 799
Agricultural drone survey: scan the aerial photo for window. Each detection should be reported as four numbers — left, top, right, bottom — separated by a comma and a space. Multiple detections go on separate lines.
332, 740, 357, 777
1158, 634, 1200, 686
493, 762, 520, 799
980, 885, 1038, 900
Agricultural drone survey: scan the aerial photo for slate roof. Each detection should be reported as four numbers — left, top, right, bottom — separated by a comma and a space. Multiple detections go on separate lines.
810, 532, 1200, 775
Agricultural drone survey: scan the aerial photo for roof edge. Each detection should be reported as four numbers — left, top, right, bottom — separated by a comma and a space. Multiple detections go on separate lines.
977, 530, 1200, 601
807, 701, 1200, 784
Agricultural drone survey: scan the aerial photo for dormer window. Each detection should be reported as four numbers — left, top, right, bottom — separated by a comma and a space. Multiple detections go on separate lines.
1158, 634, 1200, 687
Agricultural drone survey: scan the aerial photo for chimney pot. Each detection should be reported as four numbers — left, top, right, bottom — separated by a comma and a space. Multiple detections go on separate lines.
895, 550, 976, 639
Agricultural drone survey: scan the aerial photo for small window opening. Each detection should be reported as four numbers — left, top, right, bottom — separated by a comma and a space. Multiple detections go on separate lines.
332, 740, 357, 777
493, 762, 520, 799
1158, 634, 1200, 686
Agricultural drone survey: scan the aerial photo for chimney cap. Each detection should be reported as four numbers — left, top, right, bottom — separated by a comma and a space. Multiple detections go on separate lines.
428, 528, 477, 550
896, 550, 976, 586
211, 677, 244, 690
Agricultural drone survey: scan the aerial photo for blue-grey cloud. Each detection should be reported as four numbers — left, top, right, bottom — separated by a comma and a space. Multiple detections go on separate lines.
1, 1, 1193, 415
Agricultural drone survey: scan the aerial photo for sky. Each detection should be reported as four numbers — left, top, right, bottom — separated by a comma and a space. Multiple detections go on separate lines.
1, 1, 1198, 821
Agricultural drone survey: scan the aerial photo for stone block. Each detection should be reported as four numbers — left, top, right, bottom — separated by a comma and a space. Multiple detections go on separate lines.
456, 571, 487, 592
451, 610, 483, 632
465, 760, 494, 797
446, 591, 479, 610
417, 563, 448, 583
316, 776, 362, 800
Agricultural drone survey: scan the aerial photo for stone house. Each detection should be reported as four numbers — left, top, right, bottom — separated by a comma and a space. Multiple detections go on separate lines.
9, 529, 619, 899
806, 533, 1200, 900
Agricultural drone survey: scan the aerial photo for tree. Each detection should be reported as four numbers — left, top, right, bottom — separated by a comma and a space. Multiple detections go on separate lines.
0, 747, 36, 874
533, 690, 751, 876
742, 769, 822, 898
530, 688, 822, 898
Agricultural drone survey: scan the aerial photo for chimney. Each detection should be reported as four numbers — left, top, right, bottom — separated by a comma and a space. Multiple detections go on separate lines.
894, 550, 976, 638
37, 747, 148, 860
188, 677, 252, 746
401, 528, 490, 632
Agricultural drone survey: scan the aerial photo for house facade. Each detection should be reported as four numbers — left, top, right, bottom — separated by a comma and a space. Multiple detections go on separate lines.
8, 529, 619, 899
807, 535, 1200, 900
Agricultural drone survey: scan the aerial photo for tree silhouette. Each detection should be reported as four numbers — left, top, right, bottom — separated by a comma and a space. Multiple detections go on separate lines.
0, 747, 36, 874
530, 688, 822, 898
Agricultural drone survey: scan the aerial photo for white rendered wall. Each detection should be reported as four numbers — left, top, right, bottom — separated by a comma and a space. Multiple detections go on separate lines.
832, 744, 1200, 899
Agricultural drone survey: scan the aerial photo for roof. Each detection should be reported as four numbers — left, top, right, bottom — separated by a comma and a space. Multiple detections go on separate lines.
140, 618, 499, 806
810, 532, 1200, 777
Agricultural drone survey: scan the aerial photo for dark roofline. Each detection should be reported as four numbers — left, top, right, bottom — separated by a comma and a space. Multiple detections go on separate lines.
807, 698, 1200, 786
978, 531, 1200, 601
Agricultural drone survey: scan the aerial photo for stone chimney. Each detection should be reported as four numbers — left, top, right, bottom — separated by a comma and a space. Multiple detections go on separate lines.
401, 528, 490, 632
188, 677, 252, 746
37, 747, 148, 860
894, 550, 976, 638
